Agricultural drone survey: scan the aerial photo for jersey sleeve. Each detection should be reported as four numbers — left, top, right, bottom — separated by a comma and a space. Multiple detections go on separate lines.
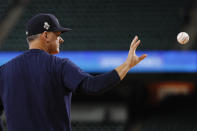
79, 69, 120, 94
53, 56, 120, 94
60, 58, 90, 92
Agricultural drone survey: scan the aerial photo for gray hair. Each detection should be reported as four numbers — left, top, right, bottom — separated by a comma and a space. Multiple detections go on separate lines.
26, 34, 41, 44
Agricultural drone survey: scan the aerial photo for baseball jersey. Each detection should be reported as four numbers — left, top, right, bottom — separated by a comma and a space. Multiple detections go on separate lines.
0, 49, 120, 131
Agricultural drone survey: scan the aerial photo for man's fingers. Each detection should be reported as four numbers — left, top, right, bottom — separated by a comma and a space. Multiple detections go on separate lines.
139, 54, 147, 61
130, 36, 138, 48
133, 40, 140, 50
131, 40, 140, 55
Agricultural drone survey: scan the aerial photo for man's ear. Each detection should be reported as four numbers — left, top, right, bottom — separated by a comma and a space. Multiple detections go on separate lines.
40, 31, 48, 41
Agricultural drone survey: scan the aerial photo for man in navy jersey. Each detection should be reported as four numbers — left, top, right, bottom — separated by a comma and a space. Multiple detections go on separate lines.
0, 13, 147, 131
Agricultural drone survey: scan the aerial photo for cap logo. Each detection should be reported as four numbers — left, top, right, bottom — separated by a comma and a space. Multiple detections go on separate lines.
44, 22, 50, 30
26, 31, 28, 35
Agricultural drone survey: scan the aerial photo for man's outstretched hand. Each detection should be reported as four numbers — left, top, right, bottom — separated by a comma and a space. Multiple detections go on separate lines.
115, 36, 147, 80
126, 36, 147, 68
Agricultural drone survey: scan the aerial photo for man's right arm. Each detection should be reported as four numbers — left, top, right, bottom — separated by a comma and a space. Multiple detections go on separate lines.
59, 36, 147, 94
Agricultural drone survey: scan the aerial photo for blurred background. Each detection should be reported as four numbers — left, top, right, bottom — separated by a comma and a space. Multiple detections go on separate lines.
0, 0, 197, 131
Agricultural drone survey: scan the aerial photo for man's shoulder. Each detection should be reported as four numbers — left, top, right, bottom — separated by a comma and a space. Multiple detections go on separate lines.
2, 53, 24, 66
3, 50, 50, 65
50, 55, 71, 66
0, 64, 3, 71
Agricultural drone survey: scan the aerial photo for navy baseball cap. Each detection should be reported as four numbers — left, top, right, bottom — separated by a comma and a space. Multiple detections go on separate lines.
26, 13, 72, 36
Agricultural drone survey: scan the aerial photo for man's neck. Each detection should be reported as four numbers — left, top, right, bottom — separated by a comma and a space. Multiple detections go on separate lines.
29, 40, 48, 53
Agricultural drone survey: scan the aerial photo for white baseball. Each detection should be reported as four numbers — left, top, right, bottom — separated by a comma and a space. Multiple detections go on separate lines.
177, 32, 189, 44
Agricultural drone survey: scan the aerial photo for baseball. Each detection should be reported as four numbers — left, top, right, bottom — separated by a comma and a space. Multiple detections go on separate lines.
177, 32, 189, 44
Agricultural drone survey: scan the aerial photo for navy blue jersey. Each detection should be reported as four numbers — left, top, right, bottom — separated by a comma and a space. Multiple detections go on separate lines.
0, 49, 120, 131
